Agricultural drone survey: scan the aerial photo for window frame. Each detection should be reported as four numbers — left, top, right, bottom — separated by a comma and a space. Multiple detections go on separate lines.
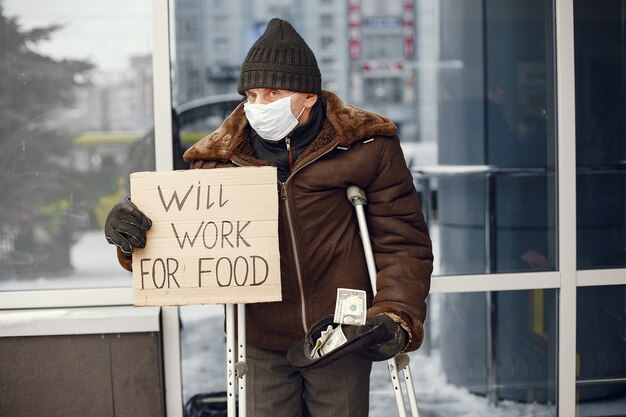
0, 1, 624, 417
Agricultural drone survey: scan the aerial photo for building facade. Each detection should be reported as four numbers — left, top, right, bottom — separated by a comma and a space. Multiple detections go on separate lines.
0, 1, 624, 417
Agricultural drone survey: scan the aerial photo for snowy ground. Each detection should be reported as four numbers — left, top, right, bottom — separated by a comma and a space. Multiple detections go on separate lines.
179, 305, 558, 417
179, 304, 626, 417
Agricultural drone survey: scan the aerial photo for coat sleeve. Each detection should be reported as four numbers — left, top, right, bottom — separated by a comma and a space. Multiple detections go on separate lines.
364, 136, 433, 352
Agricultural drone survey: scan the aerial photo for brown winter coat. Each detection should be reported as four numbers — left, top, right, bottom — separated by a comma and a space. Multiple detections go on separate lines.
119, 90, 433, 352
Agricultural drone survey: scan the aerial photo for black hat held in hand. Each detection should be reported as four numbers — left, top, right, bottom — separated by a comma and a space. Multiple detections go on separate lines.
287, 315, 392, 371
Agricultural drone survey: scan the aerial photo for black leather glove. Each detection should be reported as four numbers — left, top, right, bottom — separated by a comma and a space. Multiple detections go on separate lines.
104, 197, 152, 256
359, 314, 409, 361
287, 315, 392, 370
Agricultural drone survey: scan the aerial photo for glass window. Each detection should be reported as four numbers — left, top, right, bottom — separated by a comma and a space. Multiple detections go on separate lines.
364, 77, 404, 103
320, 14, 333, 28
0, 0, 154, 290
172, 0, 559, 414
214, 37, 229, 54
371, 291, 557, 416
416, 0, 558, 276
320, 35, 336, 52
180, 305, 226, 401
574, 0, 626, 270
576, 285, 626, 417
362, 33, 404, 60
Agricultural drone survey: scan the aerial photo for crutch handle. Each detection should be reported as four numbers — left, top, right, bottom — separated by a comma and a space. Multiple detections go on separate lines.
395, 353, 410, 371
347, 185, 367, 206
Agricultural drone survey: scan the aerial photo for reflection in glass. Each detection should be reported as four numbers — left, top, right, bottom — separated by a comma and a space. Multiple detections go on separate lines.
173, 0, 560, 414
171, 0, 558, 278
425, 0, 557, 276
170, 0, 622, 410
576, 286, 626, 417
574, 0, 626, 270
180, 305, 226, 402
0, 1, 153, 289
438, 291, 557, 406
174, 94, 244, 169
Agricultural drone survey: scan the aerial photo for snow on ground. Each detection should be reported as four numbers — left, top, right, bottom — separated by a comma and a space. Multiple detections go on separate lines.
179, 307, 557, 417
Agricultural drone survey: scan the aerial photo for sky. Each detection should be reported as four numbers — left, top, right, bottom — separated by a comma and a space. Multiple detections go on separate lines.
4, 0, 152, 73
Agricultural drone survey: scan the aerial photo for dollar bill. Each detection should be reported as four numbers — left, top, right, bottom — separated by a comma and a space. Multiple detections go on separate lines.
318, 325, 347, 356
310, 324, 348, 358
310, 325, 334, 358
333, 288, 366, 326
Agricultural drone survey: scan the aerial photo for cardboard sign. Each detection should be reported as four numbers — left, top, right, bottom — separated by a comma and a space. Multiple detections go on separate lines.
130, 167, 281, 307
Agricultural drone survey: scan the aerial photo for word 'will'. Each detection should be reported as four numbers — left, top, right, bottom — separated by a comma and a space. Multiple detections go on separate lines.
158, 183, 229, 212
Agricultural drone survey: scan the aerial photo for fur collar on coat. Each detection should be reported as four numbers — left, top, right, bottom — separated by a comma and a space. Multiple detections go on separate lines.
183, 90, 397, 163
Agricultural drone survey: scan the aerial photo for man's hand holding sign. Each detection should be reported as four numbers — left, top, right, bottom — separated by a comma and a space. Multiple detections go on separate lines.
128, 166, 281, 307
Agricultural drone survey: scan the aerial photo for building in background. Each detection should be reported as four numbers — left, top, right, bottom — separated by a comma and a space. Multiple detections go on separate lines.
346, 0, 420, 141
173, 0, 251, 105
172, 0, 426, 145
71, 54, 154, 133
292, 0, 349, 98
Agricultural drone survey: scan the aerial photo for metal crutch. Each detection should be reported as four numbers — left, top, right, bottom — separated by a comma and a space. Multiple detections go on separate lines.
347, 185, 421, 417
226, 303, 247, 417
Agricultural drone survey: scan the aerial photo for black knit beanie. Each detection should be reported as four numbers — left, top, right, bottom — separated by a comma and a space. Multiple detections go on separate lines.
237, 18, 322, 95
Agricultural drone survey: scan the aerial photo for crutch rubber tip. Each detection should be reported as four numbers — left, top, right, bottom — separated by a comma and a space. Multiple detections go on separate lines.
346, 185, 367, 206
234, 362, 248, 378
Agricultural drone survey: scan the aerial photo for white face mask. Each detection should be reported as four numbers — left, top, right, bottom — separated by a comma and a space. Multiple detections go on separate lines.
244, 93, 306, 142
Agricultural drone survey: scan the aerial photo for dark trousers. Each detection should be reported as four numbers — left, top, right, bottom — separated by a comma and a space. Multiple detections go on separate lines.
246, 345, 372, 417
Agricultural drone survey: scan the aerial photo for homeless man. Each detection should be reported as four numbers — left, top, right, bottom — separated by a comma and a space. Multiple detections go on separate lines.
105, 18, 433, 417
